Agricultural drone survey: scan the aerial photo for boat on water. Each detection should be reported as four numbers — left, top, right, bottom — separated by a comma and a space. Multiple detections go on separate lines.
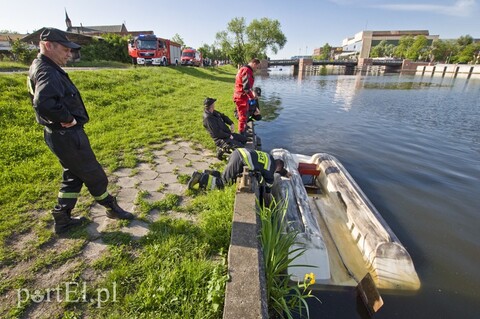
270, 148, 421, 291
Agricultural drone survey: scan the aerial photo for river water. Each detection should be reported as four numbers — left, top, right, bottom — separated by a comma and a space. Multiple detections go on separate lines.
253, 69, 480, 318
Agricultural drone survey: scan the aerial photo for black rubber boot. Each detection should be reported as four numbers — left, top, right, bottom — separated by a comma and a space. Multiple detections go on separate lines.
216, 147, 224, 160
256, 136, 262, 149
204, 169, 221, 178
101, 197, 134, 220
188, 171, 203, 189
52, 205, 86, 234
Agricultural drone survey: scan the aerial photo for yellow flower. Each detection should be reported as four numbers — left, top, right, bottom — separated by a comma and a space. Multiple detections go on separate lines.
304, 272, 316, 285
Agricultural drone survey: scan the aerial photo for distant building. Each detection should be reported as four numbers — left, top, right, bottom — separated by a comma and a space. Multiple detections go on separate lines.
19, 11, 155, 61
21, 28, 97, 48
342, 30, 439, 59
0, 33, 25, 57
65, 10, 152, 37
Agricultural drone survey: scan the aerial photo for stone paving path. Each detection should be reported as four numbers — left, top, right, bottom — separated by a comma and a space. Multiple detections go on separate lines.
6, 139, 223, 318
2, 133, 258, 319
85, 139, 222, 246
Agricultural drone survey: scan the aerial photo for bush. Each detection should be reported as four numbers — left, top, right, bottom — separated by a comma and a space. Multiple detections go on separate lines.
10, 39, 37, 64
80, 34, 130, 63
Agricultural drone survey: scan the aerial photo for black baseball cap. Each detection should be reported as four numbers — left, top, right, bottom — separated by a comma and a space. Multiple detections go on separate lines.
40, 28, 81, 49
204, 97, 216, 107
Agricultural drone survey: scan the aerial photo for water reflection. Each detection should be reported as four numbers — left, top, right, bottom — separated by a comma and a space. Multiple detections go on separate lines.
332, 76, 364, 111
258, 94, 282, 122
254, 72, 480, 318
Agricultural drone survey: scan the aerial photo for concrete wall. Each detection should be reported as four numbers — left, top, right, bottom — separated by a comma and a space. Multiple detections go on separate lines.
402, 60, 430, 72
223, 189, 268, 319
298, 58, 313, 74
223, 122, 268, 319
470, 66, 480, 79
419, 64, 480, 79
259, 59, 269, 70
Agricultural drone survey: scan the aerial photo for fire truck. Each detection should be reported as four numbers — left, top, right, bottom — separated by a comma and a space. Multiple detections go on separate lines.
128, 34, 181, 66
181, 47, 203, 66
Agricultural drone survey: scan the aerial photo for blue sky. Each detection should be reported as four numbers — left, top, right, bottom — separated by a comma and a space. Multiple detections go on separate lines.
1, 0, 479, 59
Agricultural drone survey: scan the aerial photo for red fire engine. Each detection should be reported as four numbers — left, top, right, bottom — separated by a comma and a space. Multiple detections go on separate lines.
128, 34, 181, 66
180, 47, 203, 67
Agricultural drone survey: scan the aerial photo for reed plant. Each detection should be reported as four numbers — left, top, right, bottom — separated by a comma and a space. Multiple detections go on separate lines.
259, 198, 318, 319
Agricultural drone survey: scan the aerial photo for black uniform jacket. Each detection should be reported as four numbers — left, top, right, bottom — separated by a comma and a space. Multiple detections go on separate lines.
203, 109, 234, 143
223, 148, 276, 192
28, 54, 89, 130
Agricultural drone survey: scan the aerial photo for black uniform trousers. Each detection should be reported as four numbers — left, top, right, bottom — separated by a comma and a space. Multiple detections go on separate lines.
44, 127, 109, 210
221, 150, 244, 185
216, 133, 247, 150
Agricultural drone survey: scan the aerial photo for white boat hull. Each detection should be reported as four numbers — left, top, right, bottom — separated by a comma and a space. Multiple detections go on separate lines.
271, 149, 420, 291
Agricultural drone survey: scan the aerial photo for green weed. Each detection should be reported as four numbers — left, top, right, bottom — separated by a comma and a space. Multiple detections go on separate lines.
259, 198, 319, 318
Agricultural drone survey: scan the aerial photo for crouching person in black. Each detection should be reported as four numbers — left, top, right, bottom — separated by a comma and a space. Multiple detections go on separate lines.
203, 97, 247, 159
187, 148, 289, 205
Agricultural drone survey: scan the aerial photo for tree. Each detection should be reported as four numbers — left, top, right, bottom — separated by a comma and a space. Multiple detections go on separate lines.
171, 33, 185, 50
406, 35, 429, 61
318, 43, 332, 60
215, 17, 247, 66
391, 35, 431, 61
246, 18, 286, 58
456, 42, 480, 64
215, 17, 286, 65
431, 39, 456, 63
11, 39, 37, 64
197, 43, 227, 62
370, 40, 396, 58
197, 44, 210, 60
394, 36, 414, 59
456, 35, 473, 47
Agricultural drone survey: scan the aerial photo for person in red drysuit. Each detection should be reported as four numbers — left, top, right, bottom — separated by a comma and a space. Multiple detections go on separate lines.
233, 58, 260, 134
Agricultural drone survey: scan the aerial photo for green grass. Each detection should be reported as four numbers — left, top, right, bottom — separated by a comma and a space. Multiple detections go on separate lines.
0, 61, 29, 72
67, 60, 132, 68
0, 65, 238, 318
89, 187, 234, 319
0, 65, 236, 251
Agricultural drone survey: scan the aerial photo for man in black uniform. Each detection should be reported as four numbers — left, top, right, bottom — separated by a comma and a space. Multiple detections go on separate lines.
221, 148, 288, 192
188, 148, 289, 204
203, 97, 246, 159
27, 28, 134, 234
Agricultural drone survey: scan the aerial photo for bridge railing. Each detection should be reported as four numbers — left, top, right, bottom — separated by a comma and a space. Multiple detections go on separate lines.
268, 59, 357, 67
268, 59, 299, 66
268, 59, 404, 67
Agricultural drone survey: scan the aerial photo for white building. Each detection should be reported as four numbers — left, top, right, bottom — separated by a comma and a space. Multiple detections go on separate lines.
342, 30, 439, 59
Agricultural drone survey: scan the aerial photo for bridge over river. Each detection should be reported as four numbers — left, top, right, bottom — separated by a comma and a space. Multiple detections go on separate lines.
266, 58, 406, 75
